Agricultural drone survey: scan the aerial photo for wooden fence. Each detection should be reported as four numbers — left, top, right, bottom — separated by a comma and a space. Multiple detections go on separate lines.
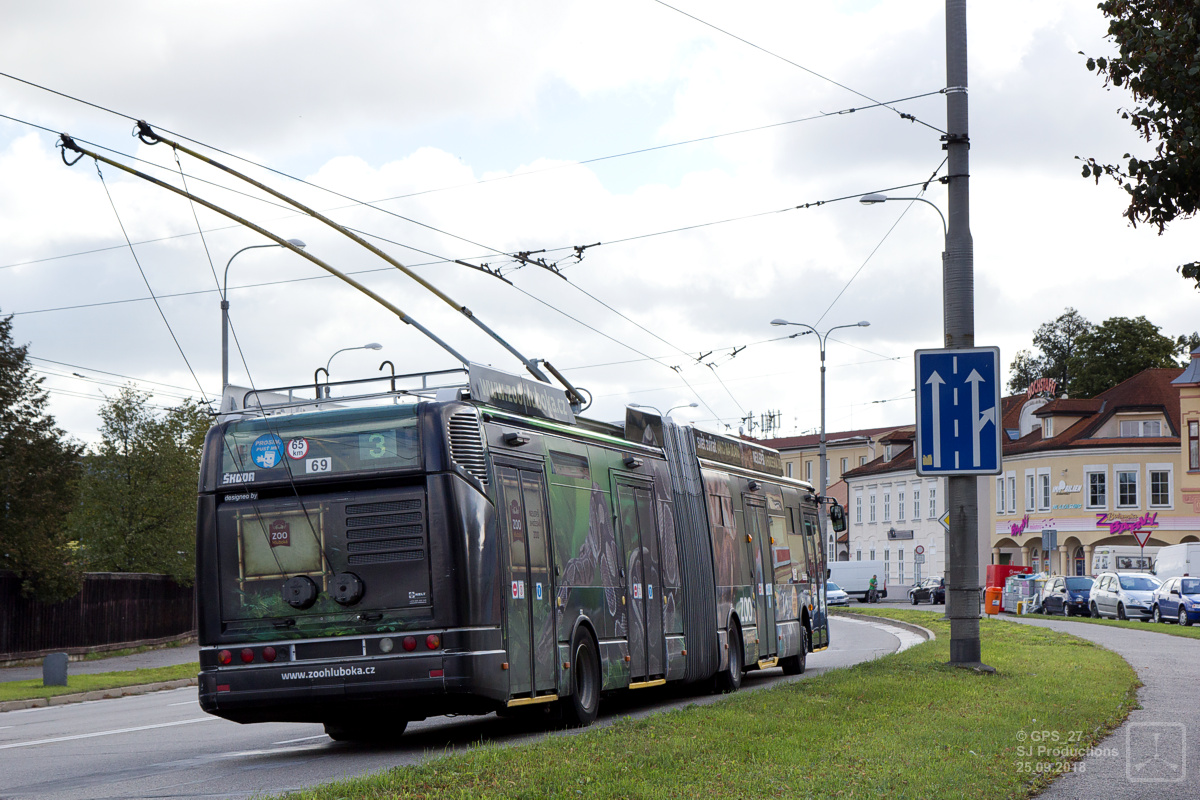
0, 572, 195, 661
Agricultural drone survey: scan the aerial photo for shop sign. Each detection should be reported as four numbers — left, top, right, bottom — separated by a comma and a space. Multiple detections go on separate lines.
1009, 515, 1056, 537
1095, 511, 1158, 537
1053, 480, 1082, 494
1026, 377, 1058, 399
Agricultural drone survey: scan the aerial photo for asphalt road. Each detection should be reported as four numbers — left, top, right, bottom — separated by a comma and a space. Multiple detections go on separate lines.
0, 616, 916, 800
1007, 616, 1200, 800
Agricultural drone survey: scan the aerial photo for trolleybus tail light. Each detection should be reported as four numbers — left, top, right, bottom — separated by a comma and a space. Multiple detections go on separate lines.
402, 636, 417, 652
429, 669, 444, 678
262, 646, 277, 662
425, 634, 441, 650
240, 648, 255, 663
217, 650, 233, 665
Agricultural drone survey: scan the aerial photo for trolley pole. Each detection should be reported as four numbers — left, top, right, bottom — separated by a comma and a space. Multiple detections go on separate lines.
943, 0, 986, 667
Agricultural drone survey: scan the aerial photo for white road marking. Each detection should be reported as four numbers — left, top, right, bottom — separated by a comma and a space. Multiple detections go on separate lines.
168, 700, 198, 706
0, 716, 217, 750
273, 734, 329, 745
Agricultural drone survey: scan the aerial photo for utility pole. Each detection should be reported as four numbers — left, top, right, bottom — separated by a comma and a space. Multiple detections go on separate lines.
944, 0, 987, 668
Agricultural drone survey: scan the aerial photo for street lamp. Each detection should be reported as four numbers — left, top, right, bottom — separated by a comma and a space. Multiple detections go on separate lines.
221, 239, 306, 389
769, 319, 870, 527
326, 343, 383, 374
859, 194, 947, 238
629, 401, 698, 418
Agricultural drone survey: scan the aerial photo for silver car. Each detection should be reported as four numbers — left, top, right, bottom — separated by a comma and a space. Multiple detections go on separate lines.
826, 581, 851, 607
1090, 572, 1161, 621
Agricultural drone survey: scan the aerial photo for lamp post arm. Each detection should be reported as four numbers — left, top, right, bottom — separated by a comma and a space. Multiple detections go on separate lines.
223, 243, 280, 300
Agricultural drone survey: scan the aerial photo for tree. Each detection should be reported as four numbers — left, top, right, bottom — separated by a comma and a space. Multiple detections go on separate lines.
0, 312, 83, 600
1067, 315, 1181, 398
70, 387, 210, 585
1006, 308, 1093, 394
1080, 1, 1200, 288
1006, 349, 1046, 395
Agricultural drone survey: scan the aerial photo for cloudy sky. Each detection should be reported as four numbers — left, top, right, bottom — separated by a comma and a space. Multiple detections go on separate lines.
1, 1, 1196, 445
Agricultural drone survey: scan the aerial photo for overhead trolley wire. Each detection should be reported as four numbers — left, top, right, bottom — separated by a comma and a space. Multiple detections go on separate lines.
650, 0, 946, 135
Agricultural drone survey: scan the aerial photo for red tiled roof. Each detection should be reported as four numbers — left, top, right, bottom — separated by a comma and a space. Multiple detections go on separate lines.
1003, 367, 1184, 456
758, 425, 903, 450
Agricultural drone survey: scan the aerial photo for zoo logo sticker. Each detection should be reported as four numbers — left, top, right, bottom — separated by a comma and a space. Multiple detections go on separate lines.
250, 434, 284, 469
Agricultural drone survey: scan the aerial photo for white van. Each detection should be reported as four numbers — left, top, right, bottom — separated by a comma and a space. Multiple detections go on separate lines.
828, 560, 888, 602
1091, 545, 1159, 575
1153, 543, 1200, 580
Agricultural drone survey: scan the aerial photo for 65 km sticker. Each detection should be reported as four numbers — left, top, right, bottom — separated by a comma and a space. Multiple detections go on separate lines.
287, 438, 309, 459
306, 457, 331, 474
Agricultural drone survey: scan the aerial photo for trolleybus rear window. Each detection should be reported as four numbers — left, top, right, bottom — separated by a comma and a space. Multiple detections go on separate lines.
220, 406, 421, 480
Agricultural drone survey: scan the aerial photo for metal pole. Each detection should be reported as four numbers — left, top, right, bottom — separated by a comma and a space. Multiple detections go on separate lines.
222, 243, 281, 393
818, 334, 828, 535
944, 0, 985, 667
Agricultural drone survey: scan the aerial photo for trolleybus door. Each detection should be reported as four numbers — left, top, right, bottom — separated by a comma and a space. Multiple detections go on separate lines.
614, 480, 664, 681
497, 464, 556, 698
743, 498, 776, 657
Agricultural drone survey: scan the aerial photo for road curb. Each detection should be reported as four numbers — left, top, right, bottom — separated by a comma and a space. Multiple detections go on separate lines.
0, 678, 197, 713
832, 611, 938, 642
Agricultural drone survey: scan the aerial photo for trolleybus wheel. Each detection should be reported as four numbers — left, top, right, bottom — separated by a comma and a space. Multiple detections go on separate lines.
716, 622, 744, 693
323, 719, 408, 742
562, 628, 600, 727
780, 626, 807, 676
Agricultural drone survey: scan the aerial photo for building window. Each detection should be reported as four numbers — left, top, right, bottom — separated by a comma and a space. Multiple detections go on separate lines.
898, 548, 904, 584
1121, 419, 1162, 437
1191, 421, 1199, 470
1087, 470, 1107, 509
1043, 418, 1053, 438
913, 488, 920, 520
929, 486, 937, 519
869, 549, 875, 560
885, 444, 893, 461
869, 493, 877, 523
1026, 474, 1035, 512
828, 535, 834, 563
996, 477, 1006, 514
860, 456, 866, 467
898, 489, 906, 521
856, 549, 862, 561
883, 491, 891, 522
1117, 469, 1138, 508
786, 462, 793, 478
841, 457, 848, 474
855, 492, 862, 523
1038, 471, 1051, 512
1032, 547, 1040, 572
1007, 475, 1016, 513
806, 461, 812, 481
1150, 469, 1171, 507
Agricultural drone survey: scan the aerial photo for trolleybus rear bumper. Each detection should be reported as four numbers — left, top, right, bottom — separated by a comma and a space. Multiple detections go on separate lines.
198, 635, 509, 724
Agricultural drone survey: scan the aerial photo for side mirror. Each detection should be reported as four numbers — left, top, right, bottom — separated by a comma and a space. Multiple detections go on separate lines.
828, 501, 847, 533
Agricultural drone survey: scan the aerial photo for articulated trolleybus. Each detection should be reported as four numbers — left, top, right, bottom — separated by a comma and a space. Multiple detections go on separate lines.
196, 364, 843, 739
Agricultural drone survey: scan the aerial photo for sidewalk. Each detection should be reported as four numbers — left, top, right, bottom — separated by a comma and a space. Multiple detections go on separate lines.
1008, 616, 1199, 799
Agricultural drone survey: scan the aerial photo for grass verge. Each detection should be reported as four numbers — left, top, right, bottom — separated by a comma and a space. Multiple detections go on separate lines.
0, 663, 198, 702
274, 610, 1137, 800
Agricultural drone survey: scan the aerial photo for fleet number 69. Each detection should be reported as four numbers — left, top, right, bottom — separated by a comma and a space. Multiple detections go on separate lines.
306, 457, 332, 474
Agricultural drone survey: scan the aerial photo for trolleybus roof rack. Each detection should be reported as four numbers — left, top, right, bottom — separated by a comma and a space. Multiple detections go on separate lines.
218, 367, 469, 422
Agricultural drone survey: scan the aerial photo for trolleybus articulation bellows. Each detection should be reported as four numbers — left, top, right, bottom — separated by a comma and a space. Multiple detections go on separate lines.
196, 364, 845, 740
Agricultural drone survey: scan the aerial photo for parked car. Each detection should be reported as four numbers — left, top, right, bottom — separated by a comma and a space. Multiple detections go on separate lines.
826, 581, 851, 607
1151, 576, 1200, 625
1090, 572, 1161, 620
909, 576, 945, 605
1041, 576, 1093, 617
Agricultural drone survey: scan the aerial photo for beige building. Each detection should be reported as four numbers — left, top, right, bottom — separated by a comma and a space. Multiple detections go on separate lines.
987, 358, 1200, 576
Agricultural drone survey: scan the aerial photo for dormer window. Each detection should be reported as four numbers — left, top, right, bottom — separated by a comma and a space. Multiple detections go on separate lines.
1042, 418, 1053, 437
884, 444, 892, 462
1120, 419, 1161, 437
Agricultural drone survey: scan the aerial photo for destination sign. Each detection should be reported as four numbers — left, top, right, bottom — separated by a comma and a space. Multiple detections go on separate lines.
468, 364, 575, 424
692, 429, 783, 477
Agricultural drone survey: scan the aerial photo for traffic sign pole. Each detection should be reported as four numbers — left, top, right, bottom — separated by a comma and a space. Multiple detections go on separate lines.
943, 0, 990, 671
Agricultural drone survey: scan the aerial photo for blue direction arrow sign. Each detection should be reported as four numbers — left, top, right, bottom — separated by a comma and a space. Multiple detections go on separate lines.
915, 347, 1002, 476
